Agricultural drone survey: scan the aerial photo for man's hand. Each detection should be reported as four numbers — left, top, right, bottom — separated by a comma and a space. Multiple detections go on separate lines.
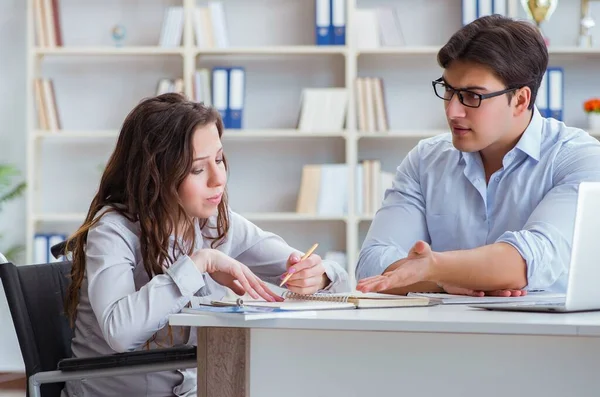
357, 240, 434, 293
439, 283, 528, 297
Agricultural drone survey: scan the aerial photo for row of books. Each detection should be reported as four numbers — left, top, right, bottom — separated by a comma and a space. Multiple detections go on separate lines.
34, 233, 66, 264
356, 77, 388, 133
315, 0, 346, 46
156, 78, 184, 96
297, 88, 348, 133
159, 3, 228, 48
295, 161, 394, 216
537, 67, 564, 121
462, 0, 508, 26
34, 78, 61, 131
353, 7, 405, 49
34, 0, 63, 48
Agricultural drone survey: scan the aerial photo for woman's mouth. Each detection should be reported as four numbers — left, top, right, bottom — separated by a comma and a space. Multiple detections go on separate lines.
207, 193, 223, 204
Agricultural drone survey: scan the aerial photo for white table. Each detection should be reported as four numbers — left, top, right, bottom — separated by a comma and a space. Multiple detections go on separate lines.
169, 305, 600, 397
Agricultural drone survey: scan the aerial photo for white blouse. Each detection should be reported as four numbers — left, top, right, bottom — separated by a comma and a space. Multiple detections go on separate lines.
61, 207, 350, 397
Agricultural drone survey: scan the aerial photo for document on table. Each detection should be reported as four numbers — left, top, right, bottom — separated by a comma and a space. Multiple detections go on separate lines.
407, 291, 565, 305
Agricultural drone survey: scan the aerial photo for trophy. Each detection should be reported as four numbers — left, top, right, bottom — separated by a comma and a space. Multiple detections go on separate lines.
520, 0, 559, 45
579, 0, 596, 48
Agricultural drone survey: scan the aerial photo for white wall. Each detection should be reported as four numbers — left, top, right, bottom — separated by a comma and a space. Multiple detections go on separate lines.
0, 0, 27, 372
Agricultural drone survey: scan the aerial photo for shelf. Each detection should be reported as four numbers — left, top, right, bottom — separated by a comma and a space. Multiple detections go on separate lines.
32, 129, 346, 140
357, 130, 447, 139
547, 47, 600, 55
33, 46, 184, 56
195, 46, 346, 56
357, 215, 374, 222
33, 212, 347, 223
223, 129, 346, 139
34, 213, 86, 223
33, 130, 119, 140
242, 213, 347, 222
357, 46, 440, 56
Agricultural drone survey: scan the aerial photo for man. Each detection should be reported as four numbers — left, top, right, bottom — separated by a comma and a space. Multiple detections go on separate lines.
355, 15, 600, 296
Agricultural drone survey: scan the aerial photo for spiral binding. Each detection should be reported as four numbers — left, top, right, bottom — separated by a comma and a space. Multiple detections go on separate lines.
282, 291, 350, 303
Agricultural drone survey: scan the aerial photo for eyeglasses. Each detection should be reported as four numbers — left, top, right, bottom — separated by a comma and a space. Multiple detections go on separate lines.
432, 77, 518, 108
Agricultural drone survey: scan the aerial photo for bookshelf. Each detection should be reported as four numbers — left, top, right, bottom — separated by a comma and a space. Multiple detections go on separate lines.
26, 0, 600, 286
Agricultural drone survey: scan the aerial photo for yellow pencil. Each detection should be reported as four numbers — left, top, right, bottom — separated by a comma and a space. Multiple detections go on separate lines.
279, 243, 319, 287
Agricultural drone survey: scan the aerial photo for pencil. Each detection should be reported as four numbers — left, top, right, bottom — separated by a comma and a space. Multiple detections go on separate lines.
279, 243, 319, 287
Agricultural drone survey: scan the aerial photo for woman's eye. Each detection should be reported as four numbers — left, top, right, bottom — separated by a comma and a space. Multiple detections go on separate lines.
192, 169, 204, 175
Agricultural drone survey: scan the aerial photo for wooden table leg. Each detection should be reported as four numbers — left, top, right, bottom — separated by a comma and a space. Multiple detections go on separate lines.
197, 327, 250, 397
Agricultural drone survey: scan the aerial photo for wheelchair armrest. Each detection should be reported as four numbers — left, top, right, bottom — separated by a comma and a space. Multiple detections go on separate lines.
57, 345, 197, 372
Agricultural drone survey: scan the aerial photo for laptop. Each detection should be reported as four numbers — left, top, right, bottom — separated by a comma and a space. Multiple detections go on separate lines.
471, 181, 600, 313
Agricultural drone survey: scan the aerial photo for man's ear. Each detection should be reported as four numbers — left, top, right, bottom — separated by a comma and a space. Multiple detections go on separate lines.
513, 86, 531, 116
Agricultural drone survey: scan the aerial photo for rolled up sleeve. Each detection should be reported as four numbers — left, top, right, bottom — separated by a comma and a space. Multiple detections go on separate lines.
496, 139, 600, 290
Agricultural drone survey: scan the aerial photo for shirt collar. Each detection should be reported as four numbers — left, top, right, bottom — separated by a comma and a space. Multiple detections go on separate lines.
514, 106, 543, 162
458, 106, 543, 164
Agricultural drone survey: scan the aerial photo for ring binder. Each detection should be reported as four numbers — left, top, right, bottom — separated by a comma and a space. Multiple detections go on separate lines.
282, 291, 350, 303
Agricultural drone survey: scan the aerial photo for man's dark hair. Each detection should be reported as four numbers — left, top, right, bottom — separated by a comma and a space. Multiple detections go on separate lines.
437, 14, 548, 109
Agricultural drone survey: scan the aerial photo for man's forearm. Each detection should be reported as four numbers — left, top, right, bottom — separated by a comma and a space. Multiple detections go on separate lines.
431, 242, 527, 290
381, 281, 443, 296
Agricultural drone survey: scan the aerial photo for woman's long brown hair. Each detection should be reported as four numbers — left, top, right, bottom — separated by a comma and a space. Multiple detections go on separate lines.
64, 93, 230, 324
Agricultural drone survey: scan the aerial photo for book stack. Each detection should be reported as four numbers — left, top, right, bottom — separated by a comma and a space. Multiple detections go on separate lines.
33, 78, 61, 131
462, 0, 508, 26
357, 160, 395, 216
297, 88, 348, 132
355, 78, 388, 133
352, 7, 405, 49
156, 78, 184, 96
33, 0, 63, 48
193, 2, 229, 48
295, 162, 394, 216
158, 6, 184, 47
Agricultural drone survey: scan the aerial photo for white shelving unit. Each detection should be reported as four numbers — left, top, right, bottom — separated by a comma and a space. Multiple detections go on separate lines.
26, 0, 600, 285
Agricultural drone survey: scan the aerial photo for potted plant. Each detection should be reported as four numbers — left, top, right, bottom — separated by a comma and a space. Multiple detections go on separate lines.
584, 98, 600, 131
0, 164, 26, 262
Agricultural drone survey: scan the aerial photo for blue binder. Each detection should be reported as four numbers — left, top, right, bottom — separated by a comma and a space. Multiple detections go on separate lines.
331, 0, 345, 45
227, 67, 245, 129
212, 67, 230, 127
547, 67, 564, 121
315, 0, 332, 45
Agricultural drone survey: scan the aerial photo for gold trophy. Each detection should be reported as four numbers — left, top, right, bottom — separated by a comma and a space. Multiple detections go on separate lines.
520, 0, 559, 45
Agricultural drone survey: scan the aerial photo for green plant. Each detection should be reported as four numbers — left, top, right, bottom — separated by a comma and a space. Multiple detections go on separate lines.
0, 164, 26, 261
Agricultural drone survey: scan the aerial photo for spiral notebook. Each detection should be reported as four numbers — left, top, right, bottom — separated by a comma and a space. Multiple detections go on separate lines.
213, 291, 433, 310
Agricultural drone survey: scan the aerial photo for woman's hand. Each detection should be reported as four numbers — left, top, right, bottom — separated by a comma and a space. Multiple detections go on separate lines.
191, 249, 282, 302
281, 252, 330, 295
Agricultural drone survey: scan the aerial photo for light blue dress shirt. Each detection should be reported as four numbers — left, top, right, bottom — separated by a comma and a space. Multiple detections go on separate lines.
357, 108, 600, 292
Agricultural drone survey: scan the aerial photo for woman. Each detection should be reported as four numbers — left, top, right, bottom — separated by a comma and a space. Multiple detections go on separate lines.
61, 93, 350, 396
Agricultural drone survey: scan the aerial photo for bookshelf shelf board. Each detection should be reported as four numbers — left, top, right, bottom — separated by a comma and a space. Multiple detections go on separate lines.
547, 47, 600, 55
357, 46, 441, 56
357, 215, 374, 222
33, 130, 347, 140
33, 130, 119, 140
223, 129, 346, 139
242, 213, 348, 222
33, 47, 185, 56
33, 213, 86, 223
196, 46, 347, 56
33, 212, 347, 223
357, 130, 447, 139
